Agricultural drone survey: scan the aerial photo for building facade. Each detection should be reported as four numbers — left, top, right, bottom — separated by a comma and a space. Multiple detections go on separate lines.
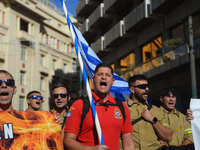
76, 0, 200, 113
0, 0, 79, 111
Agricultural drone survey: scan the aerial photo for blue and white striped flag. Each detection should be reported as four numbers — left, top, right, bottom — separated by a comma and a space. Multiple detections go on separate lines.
73, 26, 131, 102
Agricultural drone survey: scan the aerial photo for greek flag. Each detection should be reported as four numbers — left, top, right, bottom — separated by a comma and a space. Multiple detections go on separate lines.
73, 26, 130, 102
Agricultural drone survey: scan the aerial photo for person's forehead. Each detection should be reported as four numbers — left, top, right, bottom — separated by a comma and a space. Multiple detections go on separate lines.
0, 73, 12, 80
96, 67, 112, 73
31, 93, 41, 96
53, 87, 67, 93
135, 80, 148, 85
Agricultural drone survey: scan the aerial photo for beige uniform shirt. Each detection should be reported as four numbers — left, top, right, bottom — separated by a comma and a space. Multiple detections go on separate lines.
126, 99, 170, 150
160, 106, 193, 146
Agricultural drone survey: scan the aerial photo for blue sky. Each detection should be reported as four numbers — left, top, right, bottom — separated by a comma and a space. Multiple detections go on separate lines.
50, 0, 79, 16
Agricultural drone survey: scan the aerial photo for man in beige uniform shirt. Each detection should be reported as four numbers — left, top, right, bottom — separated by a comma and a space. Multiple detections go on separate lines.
127, 75, 172, 150
159, 87, 194, 150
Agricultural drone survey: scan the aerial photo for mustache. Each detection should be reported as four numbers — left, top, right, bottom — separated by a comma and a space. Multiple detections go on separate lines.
142, 91, 149, 95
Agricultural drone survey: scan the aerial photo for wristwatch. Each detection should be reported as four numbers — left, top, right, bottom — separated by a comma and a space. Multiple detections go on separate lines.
151, 117, 157, 124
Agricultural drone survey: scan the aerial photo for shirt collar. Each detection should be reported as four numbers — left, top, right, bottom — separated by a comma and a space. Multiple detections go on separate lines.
91, 91, 115, 103
160, 106, 179, 117
127, 98, 149, 107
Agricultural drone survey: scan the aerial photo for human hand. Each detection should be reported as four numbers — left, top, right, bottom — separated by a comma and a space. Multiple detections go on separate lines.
141, 108, 154, 122
186, 109, 194, 122
56, 113, 63, 125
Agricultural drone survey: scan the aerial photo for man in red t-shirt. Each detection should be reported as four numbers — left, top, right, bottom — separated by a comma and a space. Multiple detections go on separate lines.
64, 63, 135, 150
0, 70, 17, 112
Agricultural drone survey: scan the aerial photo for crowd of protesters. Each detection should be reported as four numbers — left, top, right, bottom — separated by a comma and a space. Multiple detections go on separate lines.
0, 64, 195, 150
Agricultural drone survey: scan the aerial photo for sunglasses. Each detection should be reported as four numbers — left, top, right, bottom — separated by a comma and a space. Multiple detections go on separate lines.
163, 91, 176, 97
53, 93, 67, 99
0, 79, 15, 87
132, 84, 149, 90
30, 95, 43, 100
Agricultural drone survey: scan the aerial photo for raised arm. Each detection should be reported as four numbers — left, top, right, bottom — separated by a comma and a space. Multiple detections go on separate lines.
186, 109, 194, 122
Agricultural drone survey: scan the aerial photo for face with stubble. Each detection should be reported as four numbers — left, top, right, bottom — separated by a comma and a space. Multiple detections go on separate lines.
132, 80, 149, 103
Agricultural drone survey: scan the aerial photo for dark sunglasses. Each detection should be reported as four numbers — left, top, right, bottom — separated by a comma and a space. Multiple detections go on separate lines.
163, 91, 176, 97
30, 95, 43, 100
0, 79, 15, 87
132, 84, 149, 90
53, 93, 67, 99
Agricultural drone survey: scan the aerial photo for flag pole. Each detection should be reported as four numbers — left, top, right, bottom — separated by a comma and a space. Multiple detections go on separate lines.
60, 0, 105, 145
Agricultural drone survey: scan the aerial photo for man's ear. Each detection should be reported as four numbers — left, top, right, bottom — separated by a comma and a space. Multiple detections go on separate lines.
68, 95, 71, 101
112, 78, 115, 86
92, 76, 94, 84
27, 99, 30, 105
13, 86, 17, 95
129, 86, 135, 94
160, 96, 163, 103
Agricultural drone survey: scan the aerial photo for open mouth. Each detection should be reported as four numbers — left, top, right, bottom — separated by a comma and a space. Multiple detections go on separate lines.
0, 92, 9, 97
100, 81, 107, 87
57, 101, 63, 105
36, 101, 41, 105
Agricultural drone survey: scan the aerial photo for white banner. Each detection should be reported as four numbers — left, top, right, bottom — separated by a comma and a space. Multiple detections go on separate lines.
190, 98, 200, 150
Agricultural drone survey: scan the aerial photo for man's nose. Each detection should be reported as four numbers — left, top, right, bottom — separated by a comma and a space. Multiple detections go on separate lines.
1, 81, 7, 87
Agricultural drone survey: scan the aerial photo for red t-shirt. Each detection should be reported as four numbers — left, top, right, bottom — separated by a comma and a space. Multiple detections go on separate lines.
64, 91, 133, 150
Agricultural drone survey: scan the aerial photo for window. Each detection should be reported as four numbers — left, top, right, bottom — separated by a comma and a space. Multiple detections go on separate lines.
57, 40, 60, 50
71, 44, 74, 55
41, 54, 45, 66
47, 19, 51, 23
19, 96, 24, 111
2, 12, 5, 25
58, 24, 62, 29
142, 36, 162, 62
53, 59, 57, 70
72, 63, 76, 72
67, 45, 70, 54
63, 63, 67, 73
46, 34, 49, 45
40, 77, 45, 90
20, 71, 25, 85
20, 19, 28, 32
120, 53, 135, 72
21, 45, 26, 60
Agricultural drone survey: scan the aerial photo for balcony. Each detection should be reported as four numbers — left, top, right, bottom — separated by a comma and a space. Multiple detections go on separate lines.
104, 0, 132, 14
120, 35, 200, 81
104, 20, 129, 47
150, 0, 186, 14
89, 3, 112, 29
39, 66, 49, 76
76, 0, 101, 18
124, 1, 156, 33
91, 36, 104, 54
16, 30, 34, 40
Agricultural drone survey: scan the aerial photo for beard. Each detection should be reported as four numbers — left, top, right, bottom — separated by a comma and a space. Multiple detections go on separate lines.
135, 91, 148, 103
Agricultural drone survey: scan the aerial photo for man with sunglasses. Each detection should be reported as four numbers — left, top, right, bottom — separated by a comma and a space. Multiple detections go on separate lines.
127, 75, 172, 150
159, 88, 194, 150
0, 70, 16, 112
26, 91, 43, 111
52, 83, 71, 139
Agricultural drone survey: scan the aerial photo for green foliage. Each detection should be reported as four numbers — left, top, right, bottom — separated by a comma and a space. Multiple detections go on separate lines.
163, 38, 183, 50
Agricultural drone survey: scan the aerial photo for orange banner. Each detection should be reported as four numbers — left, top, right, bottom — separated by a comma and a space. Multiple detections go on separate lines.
0, 111, 63, 150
